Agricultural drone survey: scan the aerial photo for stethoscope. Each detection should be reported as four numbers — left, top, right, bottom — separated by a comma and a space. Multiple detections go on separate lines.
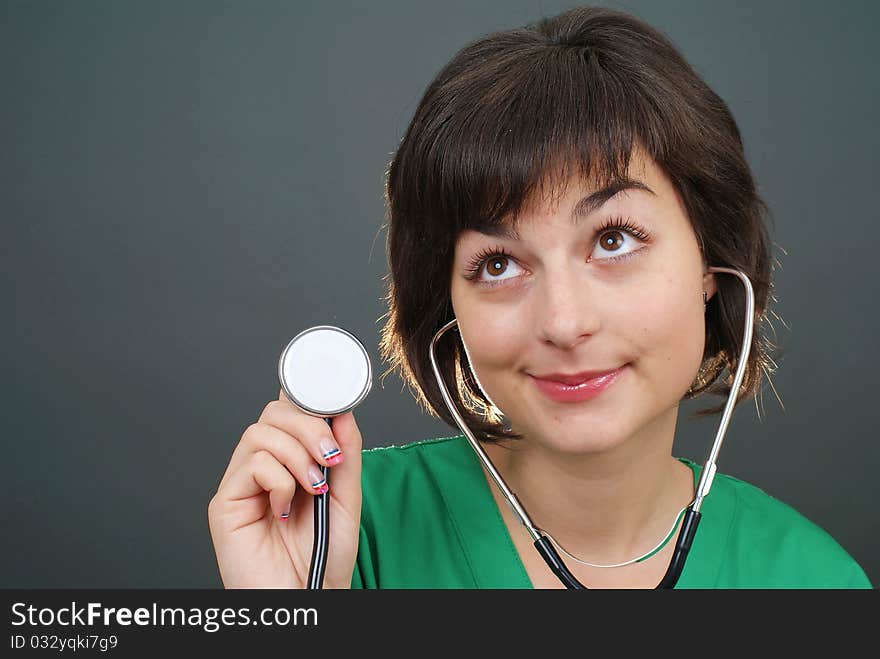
277, 325, 373, 589
278, 266, 753, 589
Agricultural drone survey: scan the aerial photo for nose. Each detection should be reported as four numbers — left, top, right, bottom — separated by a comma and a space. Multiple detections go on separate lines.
535, 267, 601, 349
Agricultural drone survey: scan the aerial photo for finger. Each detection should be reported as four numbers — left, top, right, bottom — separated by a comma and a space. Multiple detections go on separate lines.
320, 410, 363, 507
269, 389, 363, 509
223, 423, 334, 497
218, 449, 298, 522
260, 396, 346, 469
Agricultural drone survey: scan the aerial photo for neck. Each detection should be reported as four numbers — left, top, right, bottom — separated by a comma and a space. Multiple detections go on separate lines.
483, 405, 694, 565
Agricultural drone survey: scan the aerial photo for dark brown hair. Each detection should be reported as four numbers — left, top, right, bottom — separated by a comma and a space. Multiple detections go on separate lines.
378, 5, 781, 444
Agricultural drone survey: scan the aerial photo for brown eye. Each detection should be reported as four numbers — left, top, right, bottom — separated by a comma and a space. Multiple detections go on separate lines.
599, 231, 625, 252
485, 256, 508, 276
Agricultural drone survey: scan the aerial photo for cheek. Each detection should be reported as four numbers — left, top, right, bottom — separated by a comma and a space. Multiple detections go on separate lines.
626, 283, 705, 392
451, 294, 530, 412
457, 303, 527, 371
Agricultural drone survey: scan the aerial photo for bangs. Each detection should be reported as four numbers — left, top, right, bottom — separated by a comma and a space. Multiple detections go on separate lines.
416, 44, 673, 234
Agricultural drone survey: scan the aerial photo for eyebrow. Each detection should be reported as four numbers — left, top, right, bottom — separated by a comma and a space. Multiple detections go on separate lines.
471, 178, 656, 240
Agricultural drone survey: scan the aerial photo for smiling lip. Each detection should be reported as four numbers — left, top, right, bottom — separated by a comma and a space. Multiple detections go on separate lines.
531, 368, 621, 385
529, 366, 626, 403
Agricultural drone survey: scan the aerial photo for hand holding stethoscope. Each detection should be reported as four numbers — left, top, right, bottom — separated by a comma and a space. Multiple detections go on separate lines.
207, 326, 372, 589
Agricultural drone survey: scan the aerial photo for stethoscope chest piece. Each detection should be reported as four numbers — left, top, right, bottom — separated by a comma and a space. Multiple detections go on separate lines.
278, 325, 372, 418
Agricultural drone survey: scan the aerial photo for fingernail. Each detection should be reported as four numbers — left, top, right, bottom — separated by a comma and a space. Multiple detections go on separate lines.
308, 465, 329, 494
280, 511, 290, 521
319, 438, 344, 466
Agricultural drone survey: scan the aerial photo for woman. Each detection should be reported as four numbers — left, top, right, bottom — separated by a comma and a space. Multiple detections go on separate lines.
207, 5, 871, 588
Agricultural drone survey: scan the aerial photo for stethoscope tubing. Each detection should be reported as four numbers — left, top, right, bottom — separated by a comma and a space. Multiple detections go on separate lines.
306, 418, 333, 589
428, 266, 755, 589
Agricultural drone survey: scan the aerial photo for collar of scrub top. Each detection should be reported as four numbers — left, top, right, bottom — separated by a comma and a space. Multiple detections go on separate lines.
428, 266, 755, 589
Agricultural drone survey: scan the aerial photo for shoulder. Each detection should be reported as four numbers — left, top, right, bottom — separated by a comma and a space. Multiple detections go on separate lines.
704, 467, 871, 588
713, 470, 830, 542
358, 434, 473, 509
361, 433, 468, 462
352, 434, 486, 588
360, 434, 470, 481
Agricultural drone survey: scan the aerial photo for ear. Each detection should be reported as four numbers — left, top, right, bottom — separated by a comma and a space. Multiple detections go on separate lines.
703, 270, 718, 302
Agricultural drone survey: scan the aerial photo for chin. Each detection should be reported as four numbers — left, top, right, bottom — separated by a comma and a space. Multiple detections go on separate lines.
562, 426, 631, 455
517, 414, 634, 456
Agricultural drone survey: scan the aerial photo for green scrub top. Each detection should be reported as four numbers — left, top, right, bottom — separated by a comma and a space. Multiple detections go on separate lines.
350, 435, 871, 589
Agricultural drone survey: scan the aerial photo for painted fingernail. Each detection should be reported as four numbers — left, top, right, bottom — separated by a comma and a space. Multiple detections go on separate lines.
308, 465, 329, 494
280, 511, 290, 521
320, 438, 344, 466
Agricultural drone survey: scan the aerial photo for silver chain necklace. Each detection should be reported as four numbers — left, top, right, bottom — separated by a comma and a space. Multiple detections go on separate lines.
536, 502, 690, 569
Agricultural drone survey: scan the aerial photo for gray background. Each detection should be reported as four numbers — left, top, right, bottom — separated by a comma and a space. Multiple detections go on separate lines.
2, 0, 877, 588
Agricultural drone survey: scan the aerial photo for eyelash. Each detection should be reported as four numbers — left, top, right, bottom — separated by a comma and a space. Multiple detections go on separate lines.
463, 215, 651, 285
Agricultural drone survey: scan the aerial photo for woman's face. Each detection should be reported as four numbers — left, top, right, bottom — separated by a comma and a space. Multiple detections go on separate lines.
449, 150, 716, 455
